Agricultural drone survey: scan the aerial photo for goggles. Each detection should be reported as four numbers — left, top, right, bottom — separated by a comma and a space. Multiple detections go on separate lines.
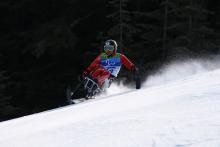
104, 45, 114, 52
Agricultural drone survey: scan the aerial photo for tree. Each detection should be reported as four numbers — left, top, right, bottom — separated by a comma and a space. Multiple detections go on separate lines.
105, 0, 141, 53
153, 0, 215, 58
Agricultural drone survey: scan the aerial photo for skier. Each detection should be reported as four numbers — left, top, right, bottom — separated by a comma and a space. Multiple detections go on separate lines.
82, 39, 139, 89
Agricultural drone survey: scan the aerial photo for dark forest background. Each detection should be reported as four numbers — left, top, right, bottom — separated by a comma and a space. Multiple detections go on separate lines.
0, 0, 219, 121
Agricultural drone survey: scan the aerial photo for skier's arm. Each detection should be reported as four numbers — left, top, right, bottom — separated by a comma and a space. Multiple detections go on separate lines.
120, 54, 135, 71
85, 55, 101, 73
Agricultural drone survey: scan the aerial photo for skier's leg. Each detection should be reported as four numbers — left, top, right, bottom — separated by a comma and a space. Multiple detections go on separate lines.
91, 67, 102, 81
97, 69, 110, 86
102, 78, 110, 89
91, 67, 110, 86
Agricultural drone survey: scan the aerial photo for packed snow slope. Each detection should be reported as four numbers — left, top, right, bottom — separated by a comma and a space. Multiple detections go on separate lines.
1, 60, 220, 147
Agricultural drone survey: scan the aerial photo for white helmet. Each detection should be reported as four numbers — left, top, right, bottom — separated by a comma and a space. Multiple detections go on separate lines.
104, 39, 118, 54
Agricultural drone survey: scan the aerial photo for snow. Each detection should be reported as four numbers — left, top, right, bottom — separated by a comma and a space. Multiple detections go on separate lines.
1, 59, 220, 147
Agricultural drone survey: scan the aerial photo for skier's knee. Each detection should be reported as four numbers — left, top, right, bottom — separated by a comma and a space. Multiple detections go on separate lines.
102, 78, 110, 89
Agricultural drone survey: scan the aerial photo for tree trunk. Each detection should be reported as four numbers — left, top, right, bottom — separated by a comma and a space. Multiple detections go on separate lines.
162, 0, 168, 59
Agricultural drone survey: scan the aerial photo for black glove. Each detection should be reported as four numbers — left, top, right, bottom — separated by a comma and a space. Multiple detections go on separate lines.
82, 70, 89, 78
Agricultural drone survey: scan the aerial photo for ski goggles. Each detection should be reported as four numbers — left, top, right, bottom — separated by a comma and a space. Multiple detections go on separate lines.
104, 45, 114, 52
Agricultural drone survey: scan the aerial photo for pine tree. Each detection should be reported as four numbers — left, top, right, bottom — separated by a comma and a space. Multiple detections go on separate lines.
163, 0, 214, 54
145, 0, 215, 58
105, 0, 141, 53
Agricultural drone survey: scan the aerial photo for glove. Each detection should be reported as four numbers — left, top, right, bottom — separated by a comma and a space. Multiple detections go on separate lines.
82, 70, 89, 78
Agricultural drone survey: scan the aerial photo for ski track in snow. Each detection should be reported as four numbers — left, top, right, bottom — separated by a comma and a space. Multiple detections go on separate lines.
1, 60, 220, 147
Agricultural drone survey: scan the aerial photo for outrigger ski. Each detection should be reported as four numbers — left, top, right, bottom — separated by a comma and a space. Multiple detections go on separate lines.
66, 76, 102, 104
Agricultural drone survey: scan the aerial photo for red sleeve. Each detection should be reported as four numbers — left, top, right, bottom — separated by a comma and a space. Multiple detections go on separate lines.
86, 55, 101, 72
120, 54, 135, 70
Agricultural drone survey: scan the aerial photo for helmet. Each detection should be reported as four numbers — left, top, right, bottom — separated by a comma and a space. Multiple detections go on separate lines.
104, 39, 117, 55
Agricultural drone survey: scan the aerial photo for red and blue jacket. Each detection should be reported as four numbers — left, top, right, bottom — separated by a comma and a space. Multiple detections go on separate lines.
86, 52, 135, 77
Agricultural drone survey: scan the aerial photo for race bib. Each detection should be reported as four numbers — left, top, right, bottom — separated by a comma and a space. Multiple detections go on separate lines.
100, 57, 122, 77
105, 66, 121, 77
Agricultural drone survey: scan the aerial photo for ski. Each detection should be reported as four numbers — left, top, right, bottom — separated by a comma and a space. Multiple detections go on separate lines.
69, 98, 87, 104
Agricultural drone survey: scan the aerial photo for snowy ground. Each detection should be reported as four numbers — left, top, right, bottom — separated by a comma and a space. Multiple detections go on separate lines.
0, 59, 220, 147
